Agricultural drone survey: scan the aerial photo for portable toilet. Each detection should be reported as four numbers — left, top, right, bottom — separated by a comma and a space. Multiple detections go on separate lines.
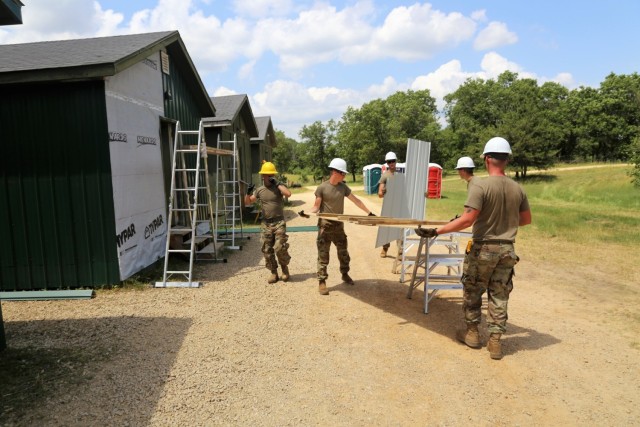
427, 163, 443, 199
363, 164, 382, 194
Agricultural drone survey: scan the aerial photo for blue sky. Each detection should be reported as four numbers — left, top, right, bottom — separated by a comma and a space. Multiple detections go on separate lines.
2, 0, 639, 138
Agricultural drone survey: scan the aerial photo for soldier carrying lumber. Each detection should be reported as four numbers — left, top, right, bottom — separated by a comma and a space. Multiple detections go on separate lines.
245, 161, 292, 284
310, 158, 375, 295
416, 137, 531, 360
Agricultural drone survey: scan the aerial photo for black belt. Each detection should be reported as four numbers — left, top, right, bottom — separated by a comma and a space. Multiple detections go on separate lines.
263, 217, 284, 224
473, 239, 514, 244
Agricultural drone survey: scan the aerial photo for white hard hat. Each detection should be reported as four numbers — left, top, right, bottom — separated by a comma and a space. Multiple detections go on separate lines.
385, 151, 397, 162
455, 156, 475, 169
482, 137, 512, 155
328, 158, 349, 174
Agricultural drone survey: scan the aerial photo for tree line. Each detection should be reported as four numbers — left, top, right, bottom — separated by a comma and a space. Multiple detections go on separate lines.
273, 71, 640, 185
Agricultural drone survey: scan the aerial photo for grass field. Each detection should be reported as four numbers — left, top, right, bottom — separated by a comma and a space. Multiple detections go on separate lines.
356, 164, 639, 247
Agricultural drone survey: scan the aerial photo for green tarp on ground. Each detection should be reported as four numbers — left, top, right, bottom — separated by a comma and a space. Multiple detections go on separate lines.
240, 226, 318, 233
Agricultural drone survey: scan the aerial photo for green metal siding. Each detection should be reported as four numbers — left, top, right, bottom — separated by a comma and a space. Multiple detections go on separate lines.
161, 53, 216, 225
0, 302, 5, 351
0, 81, 120, 290
162, 54, 204, 129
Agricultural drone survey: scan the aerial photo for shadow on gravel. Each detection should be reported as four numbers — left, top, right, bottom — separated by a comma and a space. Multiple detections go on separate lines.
0, 315, 191, 425
337, 278, 560, 356
199, 230, 319, 283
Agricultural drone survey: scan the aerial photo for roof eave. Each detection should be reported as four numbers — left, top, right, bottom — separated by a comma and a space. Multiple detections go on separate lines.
0, 63, 116, 85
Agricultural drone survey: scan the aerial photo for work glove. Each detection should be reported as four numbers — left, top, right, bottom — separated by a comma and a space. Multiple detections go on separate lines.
449, 214, 461, 222
415, 228, 438, 238
246, 184, 255, 195
368, 212, 376, 216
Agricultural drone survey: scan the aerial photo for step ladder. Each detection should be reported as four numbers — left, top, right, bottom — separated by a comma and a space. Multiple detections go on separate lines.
155, 121, 225, 288
393, 228, 412, 280
214, 133, 247, 250
406, 232, 472, 313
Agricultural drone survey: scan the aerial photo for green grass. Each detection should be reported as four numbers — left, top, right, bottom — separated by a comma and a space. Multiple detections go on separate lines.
420, 164, 640, 246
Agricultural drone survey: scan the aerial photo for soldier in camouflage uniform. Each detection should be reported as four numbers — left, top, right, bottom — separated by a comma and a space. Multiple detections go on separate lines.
310, 158, 375, 295
245, 162, 292, 284
416, 137, 531, 360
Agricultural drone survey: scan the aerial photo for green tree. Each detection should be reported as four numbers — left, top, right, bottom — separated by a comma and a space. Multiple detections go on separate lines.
272, 130, 297, 174
567, 73, 640, 161
444, 71, 567, 177
443, 76, 501, 164
627, 136, 640, 186
298, 120, 337, 182
336, 89, 440, 176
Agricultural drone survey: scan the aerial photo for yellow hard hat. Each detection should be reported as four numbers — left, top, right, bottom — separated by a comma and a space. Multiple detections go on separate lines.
259, 161, 278, 175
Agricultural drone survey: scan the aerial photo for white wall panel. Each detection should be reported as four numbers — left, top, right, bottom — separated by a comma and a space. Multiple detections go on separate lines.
106, 53, 167, 280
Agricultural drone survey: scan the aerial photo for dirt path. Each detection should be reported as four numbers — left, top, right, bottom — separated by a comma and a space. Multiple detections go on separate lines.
2, 186, 638, 426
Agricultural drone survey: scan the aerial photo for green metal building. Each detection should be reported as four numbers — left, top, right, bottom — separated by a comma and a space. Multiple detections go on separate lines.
251, 116, 277, 178
0, 31, 215, 291
206, 94, 260, 200
0, 0, 22, 25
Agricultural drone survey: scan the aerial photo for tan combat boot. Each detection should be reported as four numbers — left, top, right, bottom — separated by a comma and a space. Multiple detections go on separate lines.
487, 333, 503, 360
318, 280, 329, 295
341, 273, 354, 285
281, 266, 290, 282
456, 323, 481, 349
267, 271, 279, 284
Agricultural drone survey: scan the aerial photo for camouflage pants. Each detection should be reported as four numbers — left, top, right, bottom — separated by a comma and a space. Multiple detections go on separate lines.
316, 221, 350, 280
382, 239, 403, 256
260, 220, 290, 272
461, 242, 519, 334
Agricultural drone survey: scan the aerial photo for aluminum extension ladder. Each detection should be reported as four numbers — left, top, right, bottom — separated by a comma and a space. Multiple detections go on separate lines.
155, 121, 223, 288
214, 133, 247, 250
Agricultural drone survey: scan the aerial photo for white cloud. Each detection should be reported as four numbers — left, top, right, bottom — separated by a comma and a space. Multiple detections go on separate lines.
551, 72, 575, 87
1, 1, 480, 74
232, 0, 295, 18
344, 3, 477, 63
0, 1, 576, 139
365, 76, 406, 99
237, 60, 256, 80
473, 21, 518, 50
249, 76, 404, 137
250, 80, 357, 135
0, 0, 125, 43
247, 50, 576, 138
471, 9, 487, 22
412, 60, 474, 101
480, 51, 529, 78
213, 86, 238, 96
252, 2, 375, 73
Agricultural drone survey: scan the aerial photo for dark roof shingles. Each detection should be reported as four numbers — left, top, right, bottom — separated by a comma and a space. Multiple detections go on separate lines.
0, 31, 175, 73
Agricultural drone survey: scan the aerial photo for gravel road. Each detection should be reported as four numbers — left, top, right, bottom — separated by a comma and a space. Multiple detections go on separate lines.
2, 186, 638, 426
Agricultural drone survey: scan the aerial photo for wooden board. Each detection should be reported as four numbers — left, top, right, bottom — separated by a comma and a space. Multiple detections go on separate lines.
184, 145, 234, 156
317, 213, 449, 227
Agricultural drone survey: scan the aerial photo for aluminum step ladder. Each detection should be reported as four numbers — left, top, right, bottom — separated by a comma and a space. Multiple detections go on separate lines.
214, 133, 247, 250
406, 232, 472, 313
155, 121, 224, 288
